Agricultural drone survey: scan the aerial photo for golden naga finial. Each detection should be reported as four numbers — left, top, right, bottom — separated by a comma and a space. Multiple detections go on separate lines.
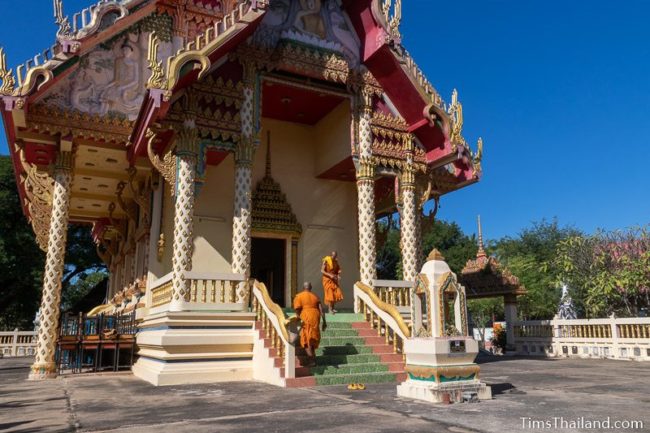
472, 137, 483, 175
53, 0, 73, 39
147, 32, 166, 90
448, 88, 464, 148
0, 47, 16, 96
382, 0, 402, 39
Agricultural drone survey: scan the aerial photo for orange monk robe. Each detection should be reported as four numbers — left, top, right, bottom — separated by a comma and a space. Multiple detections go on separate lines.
293, 291, 321, 349
322, 256, 344, 304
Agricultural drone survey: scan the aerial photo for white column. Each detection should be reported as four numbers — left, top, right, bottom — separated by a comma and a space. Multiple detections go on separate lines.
29, 150, 73, 380
231, 63, 258, 302
356, 91, 377, 285
170, 122, 198, 311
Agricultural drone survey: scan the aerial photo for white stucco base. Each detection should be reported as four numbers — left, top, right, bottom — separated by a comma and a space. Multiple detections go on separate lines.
132, 310, 257, 386
397, 379, 492, 403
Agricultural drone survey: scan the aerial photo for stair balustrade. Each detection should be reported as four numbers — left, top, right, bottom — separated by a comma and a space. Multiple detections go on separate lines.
251, 281, 296, 379
354, 282, 411, 357
148, 271, 250, 312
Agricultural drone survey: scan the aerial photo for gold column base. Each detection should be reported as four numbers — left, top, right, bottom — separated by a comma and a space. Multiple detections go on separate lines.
28, 362, 58, 380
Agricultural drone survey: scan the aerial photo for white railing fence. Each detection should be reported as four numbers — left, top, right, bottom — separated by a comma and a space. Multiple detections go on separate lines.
0, 330, 37, 357
514, 317, 650, 361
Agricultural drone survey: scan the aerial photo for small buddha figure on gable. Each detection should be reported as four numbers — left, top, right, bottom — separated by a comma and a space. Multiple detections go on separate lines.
294, 0, 326, 39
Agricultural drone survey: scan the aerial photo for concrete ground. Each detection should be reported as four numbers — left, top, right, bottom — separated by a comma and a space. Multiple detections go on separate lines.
1, 356, 648, 433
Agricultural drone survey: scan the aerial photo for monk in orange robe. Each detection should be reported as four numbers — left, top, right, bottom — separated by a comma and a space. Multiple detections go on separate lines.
293, 282, 326, 366
321, 251, 343, 314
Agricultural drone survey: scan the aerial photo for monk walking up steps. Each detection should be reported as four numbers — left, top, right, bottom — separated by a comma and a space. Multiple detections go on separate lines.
293, 282, 327, 367
321, 251, 343, 314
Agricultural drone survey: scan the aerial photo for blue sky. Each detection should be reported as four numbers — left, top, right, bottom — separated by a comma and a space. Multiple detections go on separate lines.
1, 0, 649, 240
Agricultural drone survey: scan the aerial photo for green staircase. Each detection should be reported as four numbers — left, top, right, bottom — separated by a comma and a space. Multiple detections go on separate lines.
286, 313, 406, 387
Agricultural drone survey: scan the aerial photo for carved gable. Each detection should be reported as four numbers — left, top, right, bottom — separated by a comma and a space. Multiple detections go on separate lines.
41, 28, 172, 121
253, 0, 361, 66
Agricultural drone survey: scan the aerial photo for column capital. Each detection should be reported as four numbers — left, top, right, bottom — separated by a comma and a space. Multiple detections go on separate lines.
54, 149, 74, 172
175, 121, 200, 157
356, 157, 375, 181
233, 136, 257, 168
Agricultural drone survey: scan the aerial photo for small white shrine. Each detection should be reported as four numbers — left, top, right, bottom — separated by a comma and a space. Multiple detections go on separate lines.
397, 249, 492, 403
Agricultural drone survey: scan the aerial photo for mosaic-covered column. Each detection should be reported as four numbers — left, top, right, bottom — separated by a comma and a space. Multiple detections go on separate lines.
356, 91, 377, 285
401, 135, 418, 281
170, 122, 199, 311
29, 149, 73, 380
231, 63, 259, 301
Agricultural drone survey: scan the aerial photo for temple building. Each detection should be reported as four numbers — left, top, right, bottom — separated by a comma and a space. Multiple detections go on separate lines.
0, 0, 483, 385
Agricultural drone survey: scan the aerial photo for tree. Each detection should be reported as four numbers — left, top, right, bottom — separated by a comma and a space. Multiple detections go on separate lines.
0, 155, 106, 330
492, 219, 582, 320
554, 227, 650, 317
0, 156, 45, 330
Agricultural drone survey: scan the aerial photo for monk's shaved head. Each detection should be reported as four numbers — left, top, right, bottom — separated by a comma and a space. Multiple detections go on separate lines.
331, 251, 338, 258
303, 282, 312, 291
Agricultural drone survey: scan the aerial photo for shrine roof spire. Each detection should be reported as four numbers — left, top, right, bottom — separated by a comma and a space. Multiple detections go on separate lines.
477, 215, 487, 258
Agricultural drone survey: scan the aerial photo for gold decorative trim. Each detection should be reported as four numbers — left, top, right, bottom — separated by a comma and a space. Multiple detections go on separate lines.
405, 364, 480, 382
427, 248, 445, 261
356, 281, 411, 337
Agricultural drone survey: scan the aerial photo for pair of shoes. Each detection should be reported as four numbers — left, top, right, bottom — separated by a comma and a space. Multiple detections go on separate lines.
347, 383, 366, 391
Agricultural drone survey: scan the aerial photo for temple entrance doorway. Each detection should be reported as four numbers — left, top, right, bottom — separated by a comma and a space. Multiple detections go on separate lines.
251, 237, 286, 306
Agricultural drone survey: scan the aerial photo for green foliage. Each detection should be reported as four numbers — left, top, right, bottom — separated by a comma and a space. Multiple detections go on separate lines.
0, 156, 45, 330
420, 217, 477, 274
467, 298, 503, 347
0, 155, 106, 330
492, 219, 581, 319
554, 227, 650, 317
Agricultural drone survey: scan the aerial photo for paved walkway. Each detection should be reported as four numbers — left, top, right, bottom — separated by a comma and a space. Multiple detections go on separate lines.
1, 356, 648, 433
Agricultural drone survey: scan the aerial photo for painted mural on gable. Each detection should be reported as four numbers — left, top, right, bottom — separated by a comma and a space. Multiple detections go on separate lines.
253, 0, 361, 66
41, 32, 172, 121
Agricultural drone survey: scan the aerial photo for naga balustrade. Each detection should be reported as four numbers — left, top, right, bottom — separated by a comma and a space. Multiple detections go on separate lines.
149, 271, 250, 312
354, 282, 411, 357
0, 330, 37, 357
251, 280, 296, 379
372, 279, 413, 307
514, 317, 650, 361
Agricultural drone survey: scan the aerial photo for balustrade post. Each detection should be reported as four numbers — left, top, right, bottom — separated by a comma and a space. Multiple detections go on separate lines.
610, 317, 620, 359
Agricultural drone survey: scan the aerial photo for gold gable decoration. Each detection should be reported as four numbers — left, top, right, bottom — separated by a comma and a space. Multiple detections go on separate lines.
251, 136, 302, 236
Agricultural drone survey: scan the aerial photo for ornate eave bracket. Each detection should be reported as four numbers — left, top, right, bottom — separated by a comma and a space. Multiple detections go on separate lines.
146, 127, 177, 194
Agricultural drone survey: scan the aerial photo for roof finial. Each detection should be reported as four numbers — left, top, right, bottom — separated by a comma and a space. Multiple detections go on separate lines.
265, 130, 271, 178
477, 214, 487, 258
53, 0, 72, 38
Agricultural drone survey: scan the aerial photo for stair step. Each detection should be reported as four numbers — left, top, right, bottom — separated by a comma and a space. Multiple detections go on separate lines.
314, 371, 405, 386
319, 336, 366, 346
322, 322, 353, 329
315, 345, 373, 356
309, 353, 382, 365
309, 362, 390, 376
323, 313, 365, 323
321, 329, 359, 337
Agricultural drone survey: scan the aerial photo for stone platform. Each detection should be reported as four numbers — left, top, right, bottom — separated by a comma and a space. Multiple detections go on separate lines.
1, 355, 648, 433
